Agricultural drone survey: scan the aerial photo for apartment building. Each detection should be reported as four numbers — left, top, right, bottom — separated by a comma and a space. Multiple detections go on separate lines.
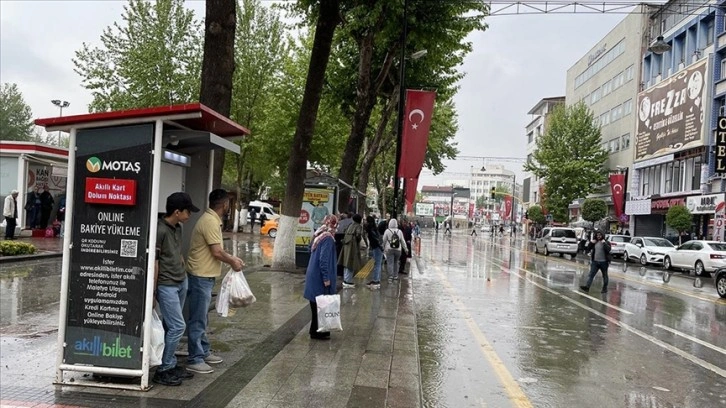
522, 97, 565, 209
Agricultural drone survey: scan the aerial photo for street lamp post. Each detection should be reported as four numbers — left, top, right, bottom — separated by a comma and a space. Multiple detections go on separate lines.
51, 100, 70, 145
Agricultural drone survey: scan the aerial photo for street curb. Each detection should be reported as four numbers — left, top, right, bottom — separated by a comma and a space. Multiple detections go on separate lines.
0, 251, 62, 264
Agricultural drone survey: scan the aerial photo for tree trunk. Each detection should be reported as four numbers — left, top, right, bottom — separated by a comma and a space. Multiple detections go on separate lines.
272, 0, 340, 269
200, 0, 237, 188
356, 92, 398, 214
337, 35, 396, 214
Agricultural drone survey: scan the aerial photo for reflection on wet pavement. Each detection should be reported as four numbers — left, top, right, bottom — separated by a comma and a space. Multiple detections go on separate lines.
415, 232, 726, 408
0, 235, 274, 336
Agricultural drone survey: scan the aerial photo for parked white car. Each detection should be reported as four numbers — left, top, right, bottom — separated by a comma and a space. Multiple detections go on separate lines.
623, 237, 676, 266
663, 240, 726, 276
534, 227, 579, 257
605, 234, 631, 258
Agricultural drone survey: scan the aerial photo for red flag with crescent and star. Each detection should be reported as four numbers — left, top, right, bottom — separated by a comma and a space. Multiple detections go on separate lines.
397, 90, 437, 178
609, 173, 626, 218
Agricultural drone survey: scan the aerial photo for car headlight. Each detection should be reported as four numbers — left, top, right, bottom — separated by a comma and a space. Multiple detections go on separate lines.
646, 250, 662, 256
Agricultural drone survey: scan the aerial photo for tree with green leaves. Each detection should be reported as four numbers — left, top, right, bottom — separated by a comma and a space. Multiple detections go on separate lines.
527, 205, 546, 226
524, 102, 609, 223
331, 0, 486, 214
272, 0, 341, 269
222, 0, 289, 230
73, 0, 203, 112
581, 198, 607, 228
666, 205, 692, 245
0, 83, 34, 141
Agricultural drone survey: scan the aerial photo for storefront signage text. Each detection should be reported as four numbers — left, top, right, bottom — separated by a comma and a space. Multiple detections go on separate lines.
651, 197, 685, 210
635, 59, 707, 161
715, 117, 726, 177
85, 177, 137, 205
686, 193, 725, 214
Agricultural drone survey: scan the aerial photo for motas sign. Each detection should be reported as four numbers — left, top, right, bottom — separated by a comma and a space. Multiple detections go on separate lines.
686, 193, 725, 214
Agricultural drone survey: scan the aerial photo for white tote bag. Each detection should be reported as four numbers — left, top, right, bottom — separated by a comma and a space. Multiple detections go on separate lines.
315, 294, 342, 332
148, 309, 165, 367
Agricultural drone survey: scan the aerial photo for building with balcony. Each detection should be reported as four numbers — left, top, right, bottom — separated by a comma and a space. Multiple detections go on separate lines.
523, 97, 565, 209
626, 0, 719, 238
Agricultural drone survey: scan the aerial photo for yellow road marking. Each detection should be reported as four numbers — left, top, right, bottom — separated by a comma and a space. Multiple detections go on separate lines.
433, 264, 534, 408
355, 259, 373, 279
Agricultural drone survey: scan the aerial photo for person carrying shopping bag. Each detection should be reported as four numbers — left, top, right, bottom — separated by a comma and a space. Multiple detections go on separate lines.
382, 219, 408, 282
303, 215, 339, 340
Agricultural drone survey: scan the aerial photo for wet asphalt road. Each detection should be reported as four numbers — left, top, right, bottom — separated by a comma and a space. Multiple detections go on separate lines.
414, 231, 726, 408
2, 232, 726, 408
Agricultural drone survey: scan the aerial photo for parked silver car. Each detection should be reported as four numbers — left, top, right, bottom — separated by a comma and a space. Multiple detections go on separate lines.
605, 234, 631, 258
534, 227, 579, 257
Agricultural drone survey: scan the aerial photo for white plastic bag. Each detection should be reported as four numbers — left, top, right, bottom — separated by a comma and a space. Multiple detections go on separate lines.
216, 271, 233, 317
229, 271, 256, 308
149, 309, 164, 367
315, 294, 342, 332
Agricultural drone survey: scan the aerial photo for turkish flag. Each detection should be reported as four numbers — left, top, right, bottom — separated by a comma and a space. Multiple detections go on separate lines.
398, 90, 437, 178
504, 195, 513, 219
609, 174, 626, 218
405, 177, 418, 214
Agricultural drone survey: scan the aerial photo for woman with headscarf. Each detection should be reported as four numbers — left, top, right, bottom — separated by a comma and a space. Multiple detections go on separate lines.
303, 215, 338, 340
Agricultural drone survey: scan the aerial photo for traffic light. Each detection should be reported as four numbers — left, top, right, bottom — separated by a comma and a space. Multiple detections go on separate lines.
490, 186, 496, 199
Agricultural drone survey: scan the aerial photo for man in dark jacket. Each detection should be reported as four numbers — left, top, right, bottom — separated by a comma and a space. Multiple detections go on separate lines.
580, 230, 611, 294
399, 220, 413, 275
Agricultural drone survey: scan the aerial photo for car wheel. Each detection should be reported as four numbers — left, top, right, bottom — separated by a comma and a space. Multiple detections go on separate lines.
663, 256, 672, 271
543, 246, 549, 256
694, 260, 705, 276
269, 228, 277, 238
640, 254, 647, 266
533, 244, 538, 254
559, 253, 563, 258
624, 252, 630, 263
717, 273, 726, 298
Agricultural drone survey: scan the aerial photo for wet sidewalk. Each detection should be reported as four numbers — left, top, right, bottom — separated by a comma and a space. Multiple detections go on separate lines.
0, 233, 422, 408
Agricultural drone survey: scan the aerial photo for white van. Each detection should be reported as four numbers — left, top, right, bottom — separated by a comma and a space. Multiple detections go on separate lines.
247, 201, 279, 222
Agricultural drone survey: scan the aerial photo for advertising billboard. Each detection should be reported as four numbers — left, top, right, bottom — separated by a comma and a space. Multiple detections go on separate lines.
415, 202, 434, 216
296, 187, 336, 248
635, 58, 708, 161
63, 124, 154, 370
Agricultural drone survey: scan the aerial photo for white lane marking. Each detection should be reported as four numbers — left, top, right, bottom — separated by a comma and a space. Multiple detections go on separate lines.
570, 290, 634, 315
654, 324, 726, 356
497, 262, 726, 378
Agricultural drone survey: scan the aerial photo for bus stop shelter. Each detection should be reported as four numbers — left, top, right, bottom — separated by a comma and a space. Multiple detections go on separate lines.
35, 103, 249, 390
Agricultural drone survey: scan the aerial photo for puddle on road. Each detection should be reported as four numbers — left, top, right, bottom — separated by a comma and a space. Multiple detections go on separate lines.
0, 237, 271, 335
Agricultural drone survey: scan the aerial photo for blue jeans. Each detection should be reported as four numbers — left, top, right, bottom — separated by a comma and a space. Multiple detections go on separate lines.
369, 247, 383, 282
187, 274, 215, 365
344, 267, 355, 283
156, 279, 187, 371
586, 260, 609, 290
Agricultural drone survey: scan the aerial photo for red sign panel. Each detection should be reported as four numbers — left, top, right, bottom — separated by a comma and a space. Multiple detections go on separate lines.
85, 177, 137, 205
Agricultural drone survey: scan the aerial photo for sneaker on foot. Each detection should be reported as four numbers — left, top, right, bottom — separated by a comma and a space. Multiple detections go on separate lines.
392, 276, 399, 281
186, 362, 214, 374
204, 354, 224, 364
579, 285, 589, 292
367, 281, 381, 289
152, 369, 182, 386
342, 281, 355, 288
170, 365, 194, 379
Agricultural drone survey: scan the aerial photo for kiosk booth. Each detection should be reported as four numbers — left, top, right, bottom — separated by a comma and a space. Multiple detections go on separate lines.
35, 103, 249, 390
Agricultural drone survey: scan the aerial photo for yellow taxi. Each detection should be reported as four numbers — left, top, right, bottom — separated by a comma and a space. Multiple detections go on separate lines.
260, 218, 278, 238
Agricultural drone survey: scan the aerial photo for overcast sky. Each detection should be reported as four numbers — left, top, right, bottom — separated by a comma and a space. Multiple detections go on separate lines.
0, 1, 627, 187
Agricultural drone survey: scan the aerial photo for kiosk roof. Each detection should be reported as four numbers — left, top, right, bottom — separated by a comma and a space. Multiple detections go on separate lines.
35, 103, 250, 138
